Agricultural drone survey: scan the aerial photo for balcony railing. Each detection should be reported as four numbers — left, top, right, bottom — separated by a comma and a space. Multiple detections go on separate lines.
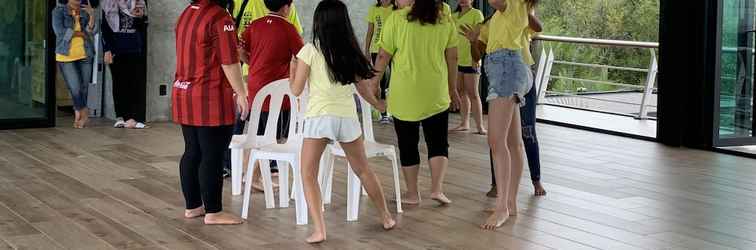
533, 35, 659, 120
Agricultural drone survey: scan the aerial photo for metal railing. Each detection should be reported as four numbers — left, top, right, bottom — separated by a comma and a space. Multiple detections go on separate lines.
533, 35, 659, 120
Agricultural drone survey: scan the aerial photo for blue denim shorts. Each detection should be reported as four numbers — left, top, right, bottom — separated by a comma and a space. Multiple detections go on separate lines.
484, 49, 533, 106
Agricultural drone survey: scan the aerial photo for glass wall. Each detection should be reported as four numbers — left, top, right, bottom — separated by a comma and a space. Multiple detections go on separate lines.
718, 0, 756, 143
0, 0, 53, 128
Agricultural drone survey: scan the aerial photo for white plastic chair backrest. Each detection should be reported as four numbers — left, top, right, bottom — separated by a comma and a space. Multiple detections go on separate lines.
354, 90, 376, 142
245, 79, 301, 144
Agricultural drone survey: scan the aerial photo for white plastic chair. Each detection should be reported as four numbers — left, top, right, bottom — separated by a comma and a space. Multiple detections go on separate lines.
240, 79, 310, 225
318, 92, 403, 222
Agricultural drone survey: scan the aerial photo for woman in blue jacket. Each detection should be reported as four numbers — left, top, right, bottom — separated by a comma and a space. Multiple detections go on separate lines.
52, 0, 96, 128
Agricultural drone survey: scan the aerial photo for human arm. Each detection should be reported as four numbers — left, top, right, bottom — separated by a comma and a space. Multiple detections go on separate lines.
445, 48, 460, 110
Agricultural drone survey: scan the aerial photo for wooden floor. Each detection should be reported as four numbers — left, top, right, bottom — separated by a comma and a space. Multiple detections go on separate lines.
1, 116, 755, 249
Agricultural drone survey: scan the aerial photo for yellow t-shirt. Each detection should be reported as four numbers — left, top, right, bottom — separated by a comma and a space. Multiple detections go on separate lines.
366, 5, 394, 54
233, 0, 302, 35
522, 29, 537, 66
56, 13, 86, 62
380, 8, 457, 122
296, 43, 358, 119
479, 0, 529, 53
453, 8, 484, 67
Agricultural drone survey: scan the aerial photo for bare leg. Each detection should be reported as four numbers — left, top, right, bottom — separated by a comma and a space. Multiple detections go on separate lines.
481, 97, 517, 230
401, 166, 421, 204
74, 109, 81, 128
506, 108, 525, 216
340, 136, 396, 230
450, 74, 470, 132
429, 156, 451, 205
300, 138, 329, 243
464, 73, 486, 135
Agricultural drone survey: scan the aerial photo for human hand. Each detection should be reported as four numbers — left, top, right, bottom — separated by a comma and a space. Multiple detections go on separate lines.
104, 51, 114, 64
83, 3, 95, 17
460, 24, 481, 42
236, 94, 249, 121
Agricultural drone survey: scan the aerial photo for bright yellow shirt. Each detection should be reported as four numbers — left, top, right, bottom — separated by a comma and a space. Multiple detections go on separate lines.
522, 29, 537, 66
453, 8, 484, 67
479, 0, 529, 53
296, 43, 358, 119
56, 12, 86, 62
380, 8, 457, 121
366, 5, 394, 54
233, 0, 302, 34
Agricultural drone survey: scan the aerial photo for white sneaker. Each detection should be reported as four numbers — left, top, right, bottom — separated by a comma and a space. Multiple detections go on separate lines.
379, 116, 392, 124
113, 118, 126, 128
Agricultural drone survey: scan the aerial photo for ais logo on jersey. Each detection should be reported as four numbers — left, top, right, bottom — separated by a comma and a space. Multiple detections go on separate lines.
223, 25, 234, 32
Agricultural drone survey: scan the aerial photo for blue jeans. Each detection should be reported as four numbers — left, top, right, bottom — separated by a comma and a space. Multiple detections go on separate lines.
490, 82, 541, 184
57, 58, 92, 110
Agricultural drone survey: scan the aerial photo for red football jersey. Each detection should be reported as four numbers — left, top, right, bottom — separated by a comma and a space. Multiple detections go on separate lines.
172, 0, 240, 126
241, 14, 303, 112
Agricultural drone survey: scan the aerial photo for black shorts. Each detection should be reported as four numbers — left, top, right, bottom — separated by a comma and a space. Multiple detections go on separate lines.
458, 66, 479, 74
393, 111, 449, 166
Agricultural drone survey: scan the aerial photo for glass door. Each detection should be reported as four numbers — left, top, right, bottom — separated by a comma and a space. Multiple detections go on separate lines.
0, 0, 55, 129
716, 0, 756, 146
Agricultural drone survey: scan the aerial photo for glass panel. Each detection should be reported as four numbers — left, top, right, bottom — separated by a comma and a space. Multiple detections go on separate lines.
0, 0, 48, 120
719, 0, 755, 139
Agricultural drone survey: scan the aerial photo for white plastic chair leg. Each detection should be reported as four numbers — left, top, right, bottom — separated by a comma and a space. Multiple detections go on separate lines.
346, 163, 362, 221
389, 150, 403, 213
259, 160, 275, 209
278, 160, 290, 208
231, 148, 243, 195
241, 154, 259, 219
292, 161, 308, 225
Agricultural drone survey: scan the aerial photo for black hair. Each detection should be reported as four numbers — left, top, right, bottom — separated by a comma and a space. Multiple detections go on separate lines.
192, 0, 234, 14
525, 0, 539, 8
312, 0, 375, 85
264, 0, 292, 12
375, 0, 398, 10
455, 0, 478, 13
407, 0, 442, 25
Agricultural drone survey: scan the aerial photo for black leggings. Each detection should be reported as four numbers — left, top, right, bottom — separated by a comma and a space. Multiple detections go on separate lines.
393, 111, 449, 166
180, 125, 233, 213
109, 53, 146, 122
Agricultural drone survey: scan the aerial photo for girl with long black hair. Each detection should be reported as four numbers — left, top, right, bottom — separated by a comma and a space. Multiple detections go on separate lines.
290, 0, 396, 243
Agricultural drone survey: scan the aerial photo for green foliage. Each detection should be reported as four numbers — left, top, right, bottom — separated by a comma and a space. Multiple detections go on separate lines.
538, 0, 659, 93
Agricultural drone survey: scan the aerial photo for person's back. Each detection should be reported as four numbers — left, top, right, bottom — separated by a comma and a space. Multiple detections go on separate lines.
380, 7, 457, 121
242, 14, 302, 107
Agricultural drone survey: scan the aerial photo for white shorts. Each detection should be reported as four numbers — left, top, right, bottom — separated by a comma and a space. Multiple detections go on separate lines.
303, 116, 362, 143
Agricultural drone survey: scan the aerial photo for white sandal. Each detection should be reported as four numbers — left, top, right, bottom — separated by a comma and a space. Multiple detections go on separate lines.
113, 118, 126, 128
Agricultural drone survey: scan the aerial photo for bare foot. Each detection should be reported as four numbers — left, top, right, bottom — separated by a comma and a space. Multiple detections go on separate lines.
508, 200, 518, 216
449, 125, 469, 132
533, 181, 547, 196
79, 108, 89, 128
480, 210, 509, 230
430, 192, 452, 205
486, 185, 497, 198
204, 212, 244, 225
306, 230, 326, 244
184, 207, 205, 218
399, 192, 421, 205
382, 214, 396, 230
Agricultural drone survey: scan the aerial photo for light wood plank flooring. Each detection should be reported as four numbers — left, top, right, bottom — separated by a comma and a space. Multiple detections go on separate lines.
0, 116, 755, 249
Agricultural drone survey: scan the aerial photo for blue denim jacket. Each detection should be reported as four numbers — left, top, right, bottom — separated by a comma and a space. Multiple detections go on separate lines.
52, 5, 95, 57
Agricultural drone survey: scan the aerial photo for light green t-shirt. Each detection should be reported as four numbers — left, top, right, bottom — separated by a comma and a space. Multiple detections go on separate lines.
380, 8, 457, 122
233, 0, 302, 35
366, 5, 394, 54
296, 43, 358, 119
453, 8, 484, 67
479, 0, 529, 53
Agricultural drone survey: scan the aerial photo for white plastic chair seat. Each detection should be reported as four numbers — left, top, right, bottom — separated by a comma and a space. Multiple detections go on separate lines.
228, 134, 275, 149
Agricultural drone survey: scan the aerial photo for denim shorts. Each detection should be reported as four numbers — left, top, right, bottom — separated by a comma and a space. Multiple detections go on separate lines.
484, 49, 533, 106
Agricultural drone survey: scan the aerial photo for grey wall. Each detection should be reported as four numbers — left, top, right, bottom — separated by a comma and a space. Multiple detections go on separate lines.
134, 0, 375, 122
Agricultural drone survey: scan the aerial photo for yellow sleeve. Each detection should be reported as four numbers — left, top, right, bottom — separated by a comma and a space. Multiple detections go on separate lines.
296, 43, 315, 66
474, 9, 484, 25
479, 22, 489, 44
289, 5, 303, 34
446, 22, 457, 49
366, 6, 375, 23
379, 14, 397, 55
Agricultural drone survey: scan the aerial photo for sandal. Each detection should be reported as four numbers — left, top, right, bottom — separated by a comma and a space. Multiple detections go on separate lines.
114, 118, 126, 128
